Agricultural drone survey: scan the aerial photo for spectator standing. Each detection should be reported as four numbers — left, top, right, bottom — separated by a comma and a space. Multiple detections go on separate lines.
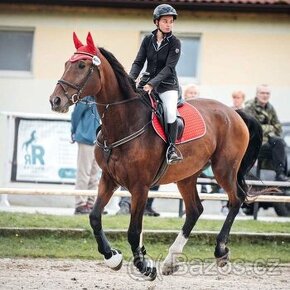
71, 96, 101, 214
244, 84, 288, 181
231, 90, 245, 110
117, 185, 160, 216
220, 90, 247, 214
183, 83, 210, 193
183, 84, 200, 101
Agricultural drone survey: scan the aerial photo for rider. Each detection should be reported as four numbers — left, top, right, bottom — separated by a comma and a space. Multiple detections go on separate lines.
129, 4, 182, 164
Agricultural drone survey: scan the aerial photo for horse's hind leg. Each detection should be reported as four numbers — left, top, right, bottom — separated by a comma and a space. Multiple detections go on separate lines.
212, 161, 245, 267
162, 174, 203, 275
89, 172, 122, 270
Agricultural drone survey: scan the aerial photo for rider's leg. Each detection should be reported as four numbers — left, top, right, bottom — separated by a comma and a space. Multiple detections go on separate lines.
159, 90, 183, 164
168, 120, 180, 161
268, 137, 288, 181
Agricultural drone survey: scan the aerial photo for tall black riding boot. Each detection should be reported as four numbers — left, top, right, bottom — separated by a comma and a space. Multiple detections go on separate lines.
167, 120, 183, 164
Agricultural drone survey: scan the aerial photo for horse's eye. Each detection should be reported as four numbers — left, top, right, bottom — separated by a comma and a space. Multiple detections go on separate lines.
78, 62, 86, 69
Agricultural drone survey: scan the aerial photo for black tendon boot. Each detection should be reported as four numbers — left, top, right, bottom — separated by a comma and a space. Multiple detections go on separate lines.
167, 121, 183, 164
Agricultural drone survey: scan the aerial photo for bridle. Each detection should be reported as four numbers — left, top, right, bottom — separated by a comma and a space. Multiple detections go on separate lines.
56, 51, 157, 155
57, 53, 99, 104
56, 52, 156, 112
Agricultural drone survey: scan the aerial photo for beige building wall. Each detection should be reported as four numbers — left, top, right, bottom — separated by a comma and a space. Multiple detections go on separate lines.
178, 12, 290, 115
0, 6, 289, 120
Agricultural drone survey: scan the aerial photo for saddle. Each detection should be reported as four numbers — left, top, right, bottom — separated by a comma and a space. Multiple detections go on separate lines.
137, 72, 184, 140
137, 72, 206, 144
151, 95, 206, 144
150, 92, 185, 140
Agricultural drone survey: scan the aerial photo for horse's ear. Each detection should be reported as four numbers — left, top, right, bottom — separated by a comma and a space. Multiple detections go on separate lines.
86, 32, 99, 55
73, 32, 83, 49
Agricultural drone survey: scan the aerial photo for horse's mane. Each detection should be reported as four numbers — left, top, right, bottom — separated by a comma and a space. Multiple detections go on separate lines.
99, 47, 137, 97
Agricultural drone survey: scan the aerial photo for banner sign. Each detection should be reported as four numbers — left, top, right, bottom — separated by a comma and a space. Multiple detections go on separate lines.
11, 117, 77, 184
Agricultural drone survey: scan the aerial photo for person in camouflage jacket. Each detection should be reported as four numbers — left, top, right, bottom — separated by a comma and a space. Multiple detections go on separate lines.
244, 84, 288, 181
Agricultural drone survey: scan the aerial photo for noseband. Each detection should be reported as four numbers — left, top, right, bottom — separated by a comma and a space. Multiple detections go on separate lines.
57, 56, 98, 104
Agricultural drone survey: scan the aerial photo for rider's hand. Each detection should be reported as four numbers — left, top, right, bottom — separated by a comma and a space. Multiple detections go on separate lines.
128, 75, 136, 88
143, 84, 153, 94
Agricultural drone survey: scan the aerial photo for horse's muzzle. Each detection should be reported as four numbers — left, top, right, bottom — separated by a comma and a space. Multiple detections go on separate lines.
50, 96, 68, 113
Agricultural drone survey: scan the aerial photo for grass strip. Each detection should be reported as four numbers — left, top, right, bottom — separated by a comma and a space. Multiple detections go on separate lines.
1, 227, 290, 245
1, 235, 290, 263
1, 212, 290, 233
1, 211, 290, 262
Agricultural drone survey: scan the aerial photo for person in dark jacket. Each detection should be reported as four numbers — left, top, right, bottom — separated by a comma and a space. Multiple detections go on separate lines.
117, 185, 160, 216
71, 96, 102, 214
129, 4, 182, 164
244, 84, 288, 181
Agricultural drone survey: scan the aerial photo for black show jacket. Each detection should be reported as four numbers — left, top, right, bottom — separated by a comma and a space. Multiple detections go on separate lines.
129, 30, 181, 94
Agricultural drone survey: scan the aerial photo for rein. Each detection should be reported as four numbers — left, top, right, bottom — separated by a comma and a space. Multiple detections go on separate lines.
84, 96, 140, 107
80, 90, 156, 110
81, 93, 157, 121
58, 52, 158, 154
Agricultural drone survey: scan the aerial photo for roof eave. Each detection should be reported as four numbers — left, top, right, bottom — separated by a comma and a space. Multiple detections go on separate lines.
1, 1, 290, 14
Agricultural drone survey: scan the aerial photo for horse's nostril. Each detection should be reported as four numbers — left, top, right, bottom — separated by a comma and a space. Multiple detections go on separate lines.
53, 97, 61, 106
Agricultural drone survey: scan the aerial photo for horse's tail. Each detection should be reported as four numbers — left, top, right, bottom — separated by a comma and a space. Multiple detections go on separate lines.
236, 110, 282, 199
235, 110, 263, 199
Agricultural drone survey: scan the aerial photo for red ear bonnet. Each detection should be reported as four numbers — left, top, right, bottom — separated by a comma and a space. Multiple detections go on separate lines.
70, 32, 100, 62
73, 32, 83, 49
86, 32, 97, 55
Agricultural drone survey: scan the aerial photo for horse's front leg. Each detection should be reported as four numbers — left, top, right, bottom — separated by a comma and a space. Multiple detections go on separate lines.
89, 172, 122, 270
128, 186, 157, 281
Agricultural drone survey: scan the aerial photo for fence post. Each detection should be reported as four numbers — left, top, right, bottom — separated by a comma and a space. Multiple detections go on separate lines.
0, 194, 10, 207
253, 202, 259, 220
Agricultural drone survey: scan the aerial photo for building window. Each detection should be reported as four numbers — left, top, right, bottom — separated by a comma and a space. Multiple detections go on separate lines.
177, 36, 200, 83
139, 33, 200, 84
0, 29, 34, 74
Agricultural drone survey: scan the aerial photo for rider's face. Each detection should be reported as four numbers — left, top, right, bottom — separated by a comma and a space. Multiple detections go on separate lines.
158, 16, 174, 33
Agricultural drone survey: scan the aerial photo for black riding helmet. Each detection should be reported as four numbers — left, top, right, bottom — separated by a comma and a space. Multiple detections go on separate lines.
153, 4, 178, 22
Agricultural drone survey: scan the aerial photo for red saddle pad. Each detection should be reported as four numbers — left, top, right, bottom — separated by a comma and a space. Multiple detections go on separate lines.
152, 102, 206, 144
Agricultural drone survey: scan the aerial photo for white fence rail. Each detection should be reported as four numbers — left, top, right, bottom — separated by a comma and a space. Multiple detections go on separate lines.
1, 178, 289, 220
0, 178, 290, 203
1, 188, 290, 203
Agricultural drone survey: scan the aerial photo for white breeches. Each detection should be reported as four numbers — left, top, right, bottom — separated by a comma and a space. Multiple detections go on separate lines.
159, 90, 178, 124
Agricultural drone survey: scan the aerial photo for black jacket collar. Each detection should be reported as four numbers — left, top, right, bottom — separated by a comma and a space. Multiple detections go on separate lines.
151, 29, 173, 42
151, 29, 172, 51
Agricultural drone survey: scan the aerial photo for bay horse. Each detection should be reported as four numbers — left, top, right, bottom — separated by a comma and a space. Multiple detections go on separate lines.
50, 32, 263, 280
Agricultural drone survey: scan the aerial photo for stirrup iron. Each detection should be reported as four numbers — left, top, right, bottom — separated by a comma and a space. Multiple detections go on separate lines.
166, 144, 183, 165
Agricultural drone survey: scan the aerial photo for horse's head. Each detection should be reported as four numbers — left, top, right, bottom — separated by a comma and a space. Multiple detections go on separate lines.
49, 32, 102, 113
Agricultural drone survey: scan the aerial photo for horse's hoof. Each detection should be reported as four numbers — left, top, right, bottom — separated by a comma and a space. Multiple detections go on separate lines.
104, 249, 123, 271
140, 259, 157, 281
161, 263, 179, 275
216, 249, 230, 268
145, 266, 157, 281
